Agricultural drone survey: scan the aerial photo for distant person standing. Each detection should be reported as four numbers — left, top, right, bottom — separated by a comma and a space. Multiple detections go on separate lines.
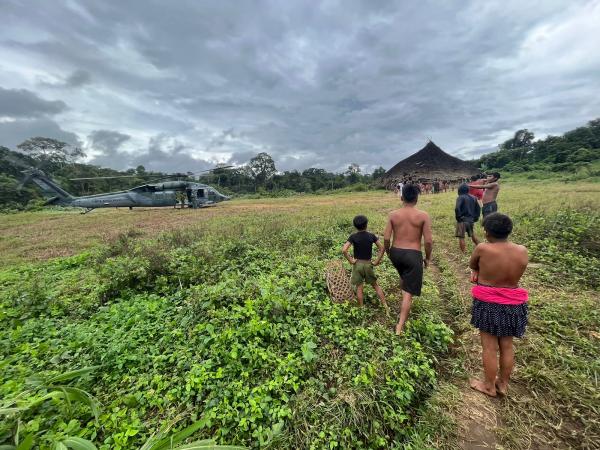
398, 180, 405, 198
455, 184, 481, 253
384, 184, 433, 335
470, 172, 501, 217
469, 213, 529, 397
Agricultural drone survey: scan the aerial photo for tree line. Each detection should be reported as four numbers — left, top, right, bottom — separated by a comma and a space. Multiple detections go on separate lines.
477, 118, 600, 173
0, 138, 386, 210
2, 118, 599, 210
198, 153, 386, 195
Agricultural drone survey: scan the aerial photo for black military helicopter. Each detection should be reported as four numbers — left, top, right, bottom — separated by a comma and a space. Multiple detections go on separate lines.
17, 162, 232, 213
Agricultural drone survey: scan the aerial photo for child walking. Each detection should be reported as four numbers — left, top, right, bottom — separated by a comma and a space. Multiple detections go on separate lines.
342, 215, 388, 308
469, 213, 529, 397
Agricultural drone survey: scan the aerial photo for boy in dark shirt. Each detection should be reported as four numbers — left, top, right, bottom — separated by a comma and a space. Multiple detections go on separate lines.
455, 183, 481, 253
342, 215, 387, 308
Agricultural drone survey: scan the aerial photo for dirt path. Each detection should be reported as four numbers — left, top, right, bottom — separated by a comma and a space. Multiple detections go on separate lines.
428, 261, 500, 450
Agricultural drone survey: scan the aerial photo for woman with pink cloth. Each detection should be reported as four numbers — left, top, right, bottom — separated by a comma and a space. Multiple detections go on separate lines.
469, 213, 529, 397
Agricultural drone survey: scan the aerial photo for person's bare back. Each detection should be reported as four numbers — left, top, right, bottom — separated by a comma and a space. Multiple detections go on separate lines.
470, 241, 528, 287
383, 184, 433, 334
386, 207, 431, 251
468, 212, 529, 398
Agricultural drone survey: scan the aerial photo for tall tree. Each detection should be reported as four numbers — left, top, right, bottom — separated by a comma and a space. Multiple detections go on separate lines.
248, 152, 276, 186
372, 166, 386, 180
501, 129, 535, 150
17, 137, 85, 169
346, 163, 361, 184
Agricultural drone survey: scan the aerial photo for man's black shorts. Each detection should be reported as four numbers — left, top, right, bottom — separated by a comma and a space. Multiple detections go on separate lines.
388, 248, 423, 296
455, 221, 474, 238
482, 201, 498, 217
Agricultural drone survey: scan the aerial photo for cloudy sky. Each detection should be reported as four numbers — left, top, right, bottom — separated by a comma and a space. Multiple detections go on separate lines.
1, 0, 599, 173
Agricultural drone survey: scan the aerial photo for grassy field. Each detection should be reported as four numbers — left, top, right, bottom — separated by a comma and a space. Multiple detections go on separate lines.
1, 180, 599, 449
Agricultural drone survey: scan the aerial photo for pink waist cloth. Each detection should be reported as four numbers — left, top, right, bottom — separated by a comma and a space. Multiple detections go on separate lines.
472, 285, 528, 305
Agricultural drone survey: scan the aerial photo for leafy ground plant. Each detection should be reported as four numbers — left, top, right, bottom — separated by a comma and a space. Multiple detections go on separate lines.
0, 367, 99, 450
1, 206, 452, 449
2, 181, 598, 448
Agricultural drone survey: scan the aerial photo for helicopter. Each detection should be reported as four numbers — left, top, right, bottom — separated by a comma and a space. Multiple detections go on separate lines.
18, 166, 232, 213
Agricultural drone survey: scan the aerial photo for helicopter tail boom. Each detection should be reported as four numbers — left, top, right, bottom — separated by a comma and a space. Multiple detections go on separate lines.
25, 170, 74, 203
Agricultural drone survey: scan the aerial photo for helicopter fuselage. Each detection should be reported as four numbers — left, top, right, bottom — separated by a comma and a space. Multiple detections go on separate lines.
69, 190, 178, 208
27, 171, 230, 210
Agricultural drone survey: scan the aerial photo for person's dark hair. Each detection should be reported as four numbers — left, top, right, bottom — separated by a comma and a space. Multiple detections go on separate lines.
483, 213, 513, 239
402, 184, 419, 203
491, 171, 501, 180
353, 215, 368, 230
458, 183, 469, 195
470, 175, 478, 181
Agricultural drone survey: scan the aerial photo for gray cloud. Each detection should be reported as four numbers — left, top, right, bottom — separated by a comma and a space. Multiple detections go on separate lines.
88, 129, 130, 153
88, 132, 214, 172
86, 129, 131, 167
0, 118, 80, 149
39, 69, 93, 89
0, 87, 67, 118
65, 69, 92, 87
129, 135, 214, 173
1, 0, 599, 172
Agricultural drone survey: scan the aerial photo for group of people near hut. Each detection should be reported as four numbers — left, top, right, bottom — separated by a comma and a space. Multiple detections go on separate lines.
394, 178, 472, 196
343, 172, 528, 397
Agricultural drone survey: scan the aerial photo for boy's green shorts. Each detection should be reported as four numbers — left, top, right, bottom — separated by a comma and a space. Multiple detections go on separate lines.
351, 261, 377, 286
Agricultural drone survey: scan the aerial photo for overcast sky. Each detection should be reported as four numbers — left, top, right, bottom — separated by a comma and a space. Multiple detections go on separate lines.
1, 0, 599, 173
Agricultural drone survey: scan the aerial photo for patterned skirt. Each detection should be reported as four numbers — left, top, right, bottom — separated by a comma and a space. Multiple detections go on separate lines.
471, 299, 528, 337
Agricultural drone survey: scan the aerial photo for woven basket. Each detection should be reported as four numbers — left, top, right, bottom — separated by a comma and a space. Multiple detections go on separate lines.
325, 260, 355, 303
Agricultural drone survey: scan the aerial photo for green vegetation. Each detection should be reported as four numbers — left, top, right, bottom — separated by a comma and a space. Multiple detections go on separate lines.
0, 144, 385, 211
1, 206, 452, 449
2, 118, 600, 212
478, 118, 600, 175
1, 180, 599, 449
425, 181, 600, 449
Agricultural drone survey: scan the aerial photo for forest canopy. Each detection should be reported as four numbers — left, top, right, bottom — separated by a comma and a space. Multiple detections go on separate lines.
477, 118, 600, 173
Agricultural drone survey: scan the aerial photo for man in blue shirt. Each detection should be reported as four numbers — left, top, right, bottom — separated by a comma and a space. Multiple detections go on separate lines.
455, 183, 481, 253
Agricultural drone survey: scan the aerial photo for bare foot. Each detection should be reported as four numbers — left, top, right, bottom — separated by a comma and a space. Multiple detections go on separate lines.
495, 378, 508, 396
395, 323, 403, 335
469, 378, 497, 397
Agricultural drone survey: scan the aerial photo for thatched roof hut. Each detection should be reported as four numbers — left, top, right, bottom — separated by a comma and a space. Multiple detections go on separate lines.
383, 141, 478, 187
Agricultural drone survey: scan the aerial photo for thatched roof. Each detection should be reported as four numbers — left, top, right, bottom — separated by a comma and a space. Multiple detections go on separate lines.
383, 141, 477, 184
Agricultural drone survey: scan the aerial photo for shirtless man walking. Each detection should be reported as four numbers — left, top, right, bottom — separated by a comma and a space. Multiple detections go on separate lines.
470, 172, 501, 217
383, 184, 433, 335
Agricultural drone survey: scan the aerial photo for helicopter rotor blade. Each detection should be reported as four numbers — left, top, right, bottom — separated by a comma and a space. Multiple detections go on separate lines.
17, 173, 35, 192
1, 153, 34, 170
194, 165, 235, 175
68, 165, 235, 182
0, 153, 43, 191
69, 175, 141, 181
